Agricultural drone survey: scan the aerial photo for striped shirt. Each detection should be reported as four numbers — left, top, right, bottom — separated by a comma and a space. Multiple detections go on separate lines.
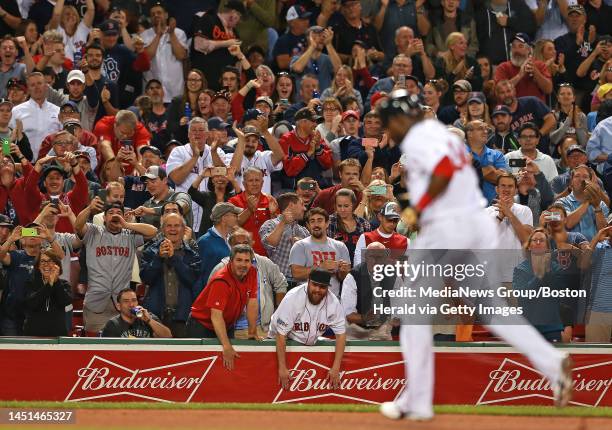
259, 216, 309, 279
591, 240, 612, 313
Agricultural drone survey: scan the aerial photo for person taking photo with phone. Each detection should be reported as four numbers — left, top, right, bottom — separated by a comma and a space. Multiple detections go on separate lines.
505, 122, 559, 181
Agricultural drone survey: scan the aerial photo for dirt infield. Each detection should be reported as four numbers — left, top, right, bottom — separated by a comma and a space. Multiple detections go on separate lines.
72, 409, 611, 430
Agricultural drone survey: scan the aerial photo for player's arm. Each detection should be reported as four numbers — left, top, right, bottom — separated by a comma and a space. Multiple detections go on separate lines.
413, 156, 455, 217
211, 309, 240, 370
276, 333, 291, 389
328, 333, 346, 389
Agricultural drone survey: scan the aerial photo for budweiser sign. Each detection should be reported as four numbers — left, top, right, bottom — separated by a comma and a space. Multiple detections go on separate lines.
65, 355, 217, 403
477, 358, 612, 407
273, 357, 406, 404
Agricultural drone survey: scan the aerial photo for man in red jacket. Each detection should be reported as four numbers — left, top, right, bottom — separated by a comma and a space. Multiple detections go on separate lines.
23, 152, 88, 232
280, 107, 333, 188
353, 201, 409, 265
188, 244, 259, 370
0, 148, 33, 226
93, 110, 151, 175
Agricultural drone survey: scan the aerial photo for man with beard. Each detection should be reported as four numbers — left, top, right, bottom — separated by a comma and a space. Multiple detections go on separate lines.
188, 244, 259, 369
229, 120, 284, 195
75, 198, 158, 334
142, 79, 170, 152
494, 79, 556, 153
487, 105, 520, 154
81, 44, 119, 123
289, 207, 351, 298
494, 33, 552, 103
437, 80, 471, 125
46, 69, 99, 131
556, 164, 609, 241
269, 267, 346, 389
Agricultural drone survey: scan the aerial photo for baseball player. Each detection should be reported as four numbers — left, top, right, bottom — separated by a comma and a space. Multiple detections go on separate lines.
376, 90, 572, 421
269, 268, 346, 390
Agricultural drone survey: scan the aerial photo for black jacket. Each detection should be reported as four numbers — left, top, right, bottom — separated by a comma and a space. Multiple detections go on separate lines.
23, 273, 72, 336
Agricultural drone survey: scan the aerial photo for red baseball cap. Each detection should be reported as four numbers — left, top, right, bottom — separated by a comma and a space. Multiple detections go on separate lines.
341, 110, 360, 122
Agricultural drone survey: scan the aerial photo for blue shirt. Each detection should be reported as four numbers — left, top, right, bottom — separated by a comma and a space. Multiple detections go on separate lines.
591, 240, 612, 312
556, 192, 609, 241
468, 145, 508, 204
196, 227, 230, 295
587, 116, 612, 173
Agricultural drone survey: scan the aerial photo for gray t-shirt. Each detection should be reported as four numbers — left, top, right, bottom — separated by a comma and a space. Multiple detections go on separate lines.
82, 223, 144, 312
288, 236, 350, 297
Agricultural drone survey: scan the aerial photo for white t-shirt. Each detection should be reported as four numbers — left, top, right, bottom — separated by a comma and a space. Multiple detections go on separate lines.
485, 202, 533, 281
166, 143, 226, 232
288, 236, 351, 298
268, 283, 346, 345
401, 119, 486, 224
58, 21, 91, 62
224, 150, 283, 195
141, 28, 189, 103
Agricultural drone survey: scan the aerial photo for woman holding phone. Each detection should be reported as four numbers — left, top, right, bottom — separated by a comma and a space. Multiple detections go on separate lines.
188, 166, 241, 237
23, 249, 72, 336
327, 188, 371, 264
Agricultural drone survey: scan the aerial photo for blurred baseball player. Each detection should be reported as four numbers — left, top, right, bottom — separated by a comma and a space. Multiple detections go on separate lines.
269, 268, 346, 390
376, 90, 572, 421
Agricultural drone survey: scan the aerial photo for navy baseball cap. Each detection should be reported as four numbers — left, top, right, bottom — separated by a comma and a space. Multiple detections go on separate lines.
208, 117, 230, 131
492, 105, 511, 117
61, 101, 79, 112
100, 19, 120, 35
513, 33, 531, 45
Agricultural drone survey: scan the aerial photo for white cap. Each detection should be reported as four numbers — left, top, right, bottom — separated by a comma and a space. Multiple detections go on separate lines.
67, 69, 86, 84
286, 5, 311, 21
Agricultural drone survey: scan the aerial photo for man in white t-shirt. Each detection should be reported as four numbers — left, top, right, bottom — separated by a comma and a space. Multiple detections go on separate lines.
229, 121, 284, 194
140, 2, 188, 102
289, 207, 351, 297
166, 117, 226, 233
485, 173, 534, 282
269, 267, 346, 389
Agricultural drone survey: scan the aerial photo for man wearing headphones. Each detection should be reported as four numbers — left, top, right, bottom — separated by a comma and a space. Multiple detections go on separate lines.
269, 267, 346, 390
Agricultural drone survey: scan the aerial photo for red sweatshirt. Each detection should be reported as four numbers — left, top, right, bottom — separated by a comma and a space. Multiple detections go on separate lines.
23, 168, 89, 232
93, 116, 151, 175
0, 162, 34, 225
279, 131, 333, 178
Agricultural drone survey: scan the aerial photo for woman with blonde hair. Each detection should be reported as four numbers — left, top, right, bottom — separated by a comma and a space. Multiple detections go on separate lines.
48, 0, 94, 61
321, 65, 364, 113
354, 179, 395, 230
434, 32, 482, 105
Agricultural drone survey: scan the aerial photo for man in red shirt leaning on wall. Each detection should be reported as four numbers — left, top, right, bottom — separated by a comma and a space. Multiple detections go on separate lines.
187, 244, 260, 370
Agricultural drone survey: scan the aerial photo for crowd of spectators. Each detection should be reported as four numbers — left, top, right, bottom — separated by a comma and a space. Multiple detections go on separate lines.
0, 0, 612, 344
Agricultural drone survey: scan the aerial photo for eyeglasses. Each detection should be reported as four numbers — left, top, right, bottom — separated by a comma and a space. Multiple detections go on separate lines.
61, 109, 76, 114
428, 79, 439, 85
39, 259, 54, 265
53, 140, 71, 146
278, 72, 291, 77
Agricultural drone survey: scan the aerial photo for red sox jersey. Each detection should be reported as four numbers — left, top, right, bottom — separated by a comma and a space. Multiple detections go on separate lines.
401, 119, 484, 224
268, 284, 346, 345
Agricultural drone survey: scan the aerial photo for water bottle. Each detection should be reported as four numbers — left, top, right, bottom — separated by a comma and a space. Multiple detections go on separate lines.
73, 49, 82, 68
184, 102, 192, 120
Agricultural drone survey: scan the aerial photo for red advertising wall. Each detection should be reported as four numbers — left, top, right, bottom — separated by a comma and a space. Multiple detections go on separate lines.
0, 343, 610, 406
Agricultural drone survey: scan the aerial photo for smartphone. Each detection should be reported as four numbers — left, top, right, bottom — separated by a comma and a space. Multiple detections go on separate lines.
21, 227, 38, 237
211, 167, 227, 176
50, 195, 60, 209
370, 185, 388, 196
1, 139, 10, 156
509, 158, 527, 168
97, 189, 108, 202
65, 124, 78, 136
120, 139, 133, 149
544, 212, 562, 222
280, 98, 289, 105
299, 181, 315, 191
362, 138, 378, 148
398, 75, 406, 88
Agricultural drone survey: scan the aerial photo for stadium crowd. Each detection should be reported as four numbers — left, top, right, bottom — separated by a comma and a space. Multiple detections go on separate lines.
0, 0, 611, 350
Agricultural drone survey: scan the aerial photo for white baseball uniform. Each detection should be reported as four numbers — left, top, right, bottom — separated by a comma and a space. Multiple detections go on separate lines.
395, 119, 565, 417
268, 284, 346, 345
